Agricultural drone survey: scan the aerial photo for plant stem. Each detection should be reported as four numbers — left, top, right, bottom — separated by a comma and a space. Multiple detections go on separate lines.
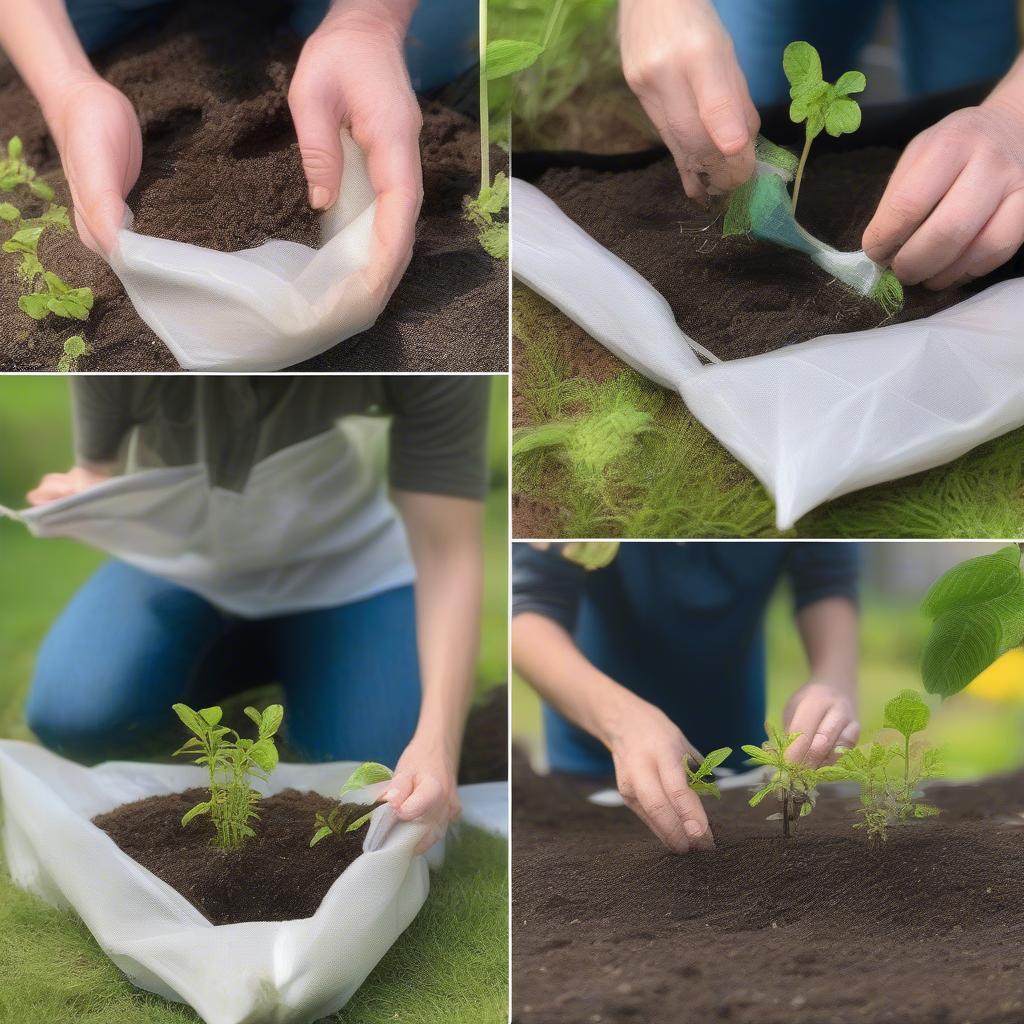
783, 792, 791, 838
478, 0, 489, 194
791, 130, 812, 213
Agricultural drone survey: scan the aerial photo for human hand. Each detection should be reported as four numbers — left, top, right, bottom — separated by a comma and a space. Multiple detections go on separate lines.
27, 463, 113, 506
862, 98, 1024, 290
385, 734, 461, 854
43, 72, 141, 256
619, 0, 759, 201
289, 0, 422, 300
782, 681, 859, 768
604, 691, 714, 853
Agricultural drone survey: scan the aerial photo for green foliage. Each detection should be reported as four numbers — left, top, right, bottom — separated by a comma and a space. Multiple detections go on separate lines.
0, 202, 19, 222
310, 761, 394, 847
171, 702, 284, 851
783, 41, 865, 211
485, 38, 545, 80
920, 544, 1024, 698
465, 172, 510, 260
56, 334, 89, 373
871, 268, 904, 316
743, 722, 828, 837
559, 541, 620, 570
684, 747, 733, 799
19, 271, 93, 321
819, 690, 941, 842
0, 136, 54, 200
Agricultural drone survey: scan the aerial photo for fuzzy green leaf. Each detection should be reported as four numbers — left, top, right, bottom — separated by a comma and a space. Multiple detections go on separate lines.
783, 41, 822, 91
478, 222, 508, 260
18, 293, 50, 320
913, 803, 940, 818
688, 779, 721, 799
199, 706, 223, 726
345, 810, 374, 832
47, 285, 93, 320
7, 137, 23, 160
181, 801, 211, 827
824, 97, 861, 137
172, 703, 208, 737
883, 689, 930, 739
3, 225, 43, 254
341, 761, 394, 795
258, 704, 284, 739
30, 179, 55, 202
310, 825, 333, 847
834, 70, 866, 96
0, 202, 19, 221
249, 738, 279, 772
697, 746, 733, 777
922, 604, 1003, 698
749, 783, 775, 807
485, 39, 544, 80
921, 546, 1022, 618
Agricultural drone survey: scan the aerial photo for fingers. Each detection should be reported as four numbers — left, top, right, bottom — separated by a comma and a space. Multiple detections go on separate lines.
392, 773, 443, 822
617, 755, 712, 854
924, 188, 1024, 290
862, 131, 968, 268
288, 78, 345, 210
658, 755, 714, 849
383, 773, 414, 812
26, 473, 74, 506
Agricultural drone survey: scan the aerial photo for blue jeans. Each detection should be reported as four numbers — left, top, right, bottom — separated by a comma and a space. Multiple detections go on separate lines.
67, 0, 476, 92
713, 0, 1019, 105
25, 560, 421, 765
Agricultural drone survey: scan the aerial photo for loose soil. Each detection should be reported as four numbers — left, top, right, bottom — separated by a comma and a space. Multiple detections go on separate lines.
459, 684, 509, 785
512, 753, 1024, 1024
93, 787, 371, 925
0, 0, 506, 372
530, 146, 1015, 364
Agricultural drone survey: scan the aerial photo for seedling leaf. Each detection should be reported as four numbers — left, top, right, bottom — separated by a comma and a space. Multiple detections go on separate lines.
30, 179, 54, 201
0, 202, 19, 221
7, 137, 22, 160
181, 801, 211, 827
18, 293, 49, 320
310, 825, 333, 848
883, 689, 929, 739
258, 704, 285, 739
824, 97, 861, 137
834, 70, 866, 96
199, 706, 223, 726
921, 545, 1022, 617
341, 761, 393, 795
485, 39, 544, 80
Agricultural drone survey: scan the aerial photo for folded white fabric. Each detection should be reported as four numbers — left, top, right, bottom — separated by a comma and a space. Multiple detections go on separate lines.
511, 178, 1024, 529
0, 741, 507, 1024
108, 130, 384, 372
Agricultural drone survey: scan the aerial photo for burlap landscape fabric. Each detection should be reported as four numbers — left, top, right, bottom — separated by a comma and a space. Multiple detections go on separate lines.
0, 0, 506, 371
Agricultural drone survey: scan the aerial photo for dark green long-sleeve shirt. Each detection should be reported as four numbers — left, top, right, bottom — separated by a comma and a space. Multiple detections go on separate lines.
71, 377, 490, 497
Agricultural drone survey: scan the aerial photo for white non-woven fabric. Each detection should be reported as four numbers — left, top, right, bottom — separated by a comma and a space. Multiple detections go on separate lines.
511, 178, 1024, 528
0, 422, 416, 618
0, 741, 507, 1024
108, 130, 386, 372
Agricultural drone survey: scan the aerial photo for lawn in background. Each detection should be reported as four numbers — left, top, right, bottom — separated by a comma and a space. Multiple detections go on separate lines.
0, 376, 509, 1024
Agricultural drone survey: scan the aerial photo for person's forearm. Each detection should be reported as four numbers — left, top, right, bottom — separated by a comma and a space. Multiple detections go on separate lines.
795, 596, 859, 694
395, 492, 483, 764
511, 611, 640, 749
0, 0, 96, 125
986, 53, 1024, 117
323, 0, 418, 40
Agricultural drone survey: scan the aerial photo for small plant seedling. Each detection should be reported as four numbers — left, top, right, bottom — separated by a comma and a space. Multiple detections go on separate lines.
783, 41, 865, 212
920, 543, 1024, 698
743, 722, 827, 837
464, 171, 509, 259
0, 137, 54, 200
56, 334, 89, 372
820, 690, 941, 843
19, 271, 93, 321
310, 761, 394, 847
684, 747, 733, 799
172, 703, 284, 851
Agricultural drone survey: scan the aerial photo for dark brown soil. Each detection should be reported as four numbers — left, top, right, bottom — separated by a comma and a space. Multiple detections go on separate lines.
93, 787, 372, 925
0, 0, 506, 372
513, 752, 1024, 1024
459, 684, 509, 784
532, 147, 1005, 362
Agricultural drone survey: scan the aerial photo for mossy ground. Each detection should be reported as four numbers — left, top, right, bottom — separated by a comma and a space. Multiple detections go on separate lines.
512, 287, 1024, 539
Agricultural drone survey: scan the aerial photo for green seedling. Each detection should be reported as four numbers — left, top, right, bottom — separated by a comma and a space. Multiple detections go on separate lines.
172, 702, 284, 851
19, 271, 93, 321
820, 690, 941, 843
310, 761, 394, 847
920, 543, 1024, 698
783, 41, 865, 212
743, 722, 827, 837
56, 334, 89, 373
684, 747, 733, 799
0, 137, 54, 200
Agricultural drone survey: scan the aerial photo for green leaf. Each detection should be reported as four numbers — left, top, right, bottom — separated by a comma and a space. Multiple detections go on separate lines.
243, 707, 262, 728
741, 744, 774, 766
172, 703, 208, 737
48, 286, 93, 320
834, 70, 866, 96
485, 39, 544, 80
199, 706, 223, 726
749, 783, 776, 807
341, 761, 394, 795
824, 97, 862, 137
698, 747, 733, 776
181, 801, 211, 827
3, 225, 43, 254
883, 689, 930, 739
30, 179, 54, 201
310, 825, 333, 847
921, 546, 1022, 618
478, 222, 508, 260
18, 293, 50, 320
249, 738, 279, 772
922, 604, 1003, 698
782, 41, 822, 91
8, 137, 23, 160
0, 202, 19, 221
345, 811, 374, 832
913, 803, 940, 818
258, 704, 284, 739
805, 107, 826, 140
688, 779, 721, 799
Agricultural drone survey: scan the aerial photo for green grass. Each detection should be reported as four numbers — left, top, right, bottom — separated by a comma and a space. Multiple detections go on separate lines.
0, 376, 508, 1024
513, 585, 1024, 781
512, 288, 1024, 539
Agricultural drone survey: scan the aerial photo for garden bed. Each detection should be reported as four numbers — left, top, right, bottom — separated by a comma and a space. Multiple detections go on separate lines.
94, 787, 371, 925
512, 753, 1024, 1024
0, 0, 505, 372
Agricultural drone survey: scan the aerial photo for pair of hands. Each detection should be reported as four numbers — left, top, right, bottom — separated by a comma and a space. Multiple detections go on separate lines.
619, 0, 1024, 289
47, 0, 421, 300
608, 681, 858, 854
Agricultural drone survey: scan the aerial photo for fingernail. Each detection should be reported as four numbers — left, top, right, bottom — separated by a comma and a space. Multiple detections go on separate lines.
310, 185, 329, 209
684, 820, 704, 838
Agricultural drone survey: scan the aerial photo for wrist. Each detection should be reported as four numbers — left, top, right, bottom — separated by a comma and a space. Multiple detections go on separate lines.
322, 0, 415, 46
592, 681, 647, 752
983, 56, 1024, 120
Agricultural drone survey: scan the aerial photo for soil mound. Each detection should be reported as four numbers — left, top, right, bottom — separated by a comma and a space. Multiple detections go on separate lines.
94, 787, 369, 924
0, 0, 505, 371
512, 752, 1024, 1024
